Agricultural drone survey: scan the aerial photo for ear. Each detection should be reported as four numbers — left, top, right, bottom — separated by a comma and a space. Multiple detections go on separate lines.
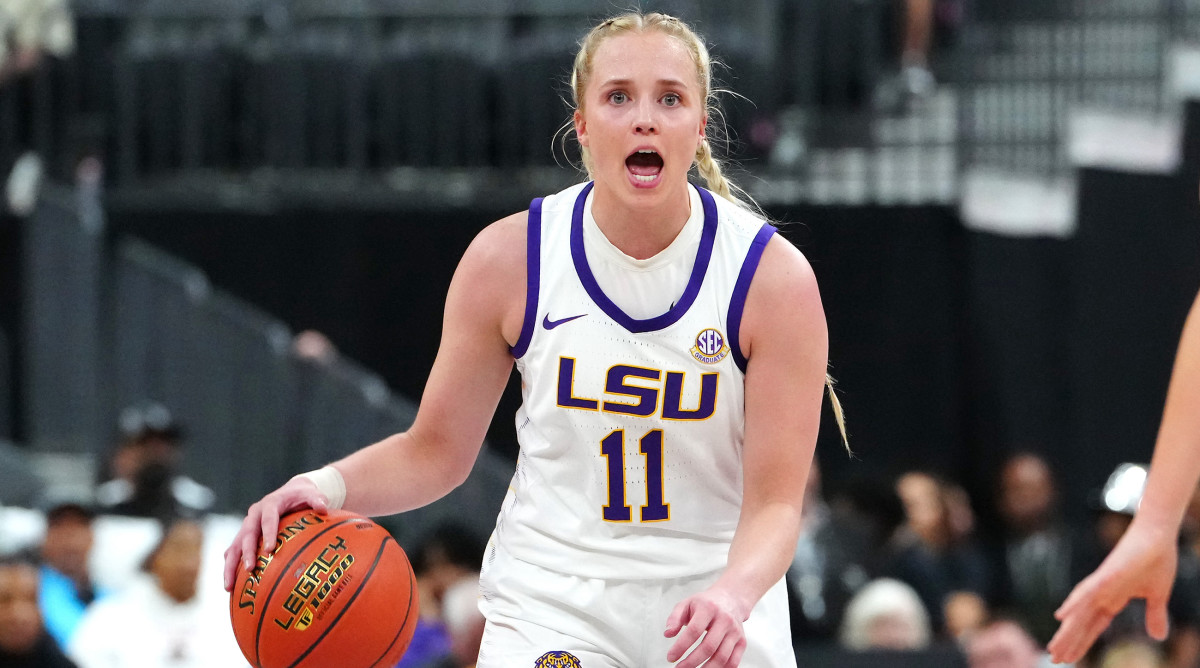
574, 109, 589, 148
698, 114, 707, 145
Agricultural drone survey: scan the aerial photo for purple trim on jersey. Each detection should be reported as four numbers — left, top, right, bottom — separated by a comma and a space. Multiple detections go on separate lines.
570, 182, 718, 333
510, 197, 543, 359
728, 222, 777, 373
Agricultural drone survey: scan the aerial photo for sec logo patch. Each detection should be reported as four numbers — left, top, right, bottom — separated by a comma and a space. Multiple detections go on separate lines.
690, 327, 729, 364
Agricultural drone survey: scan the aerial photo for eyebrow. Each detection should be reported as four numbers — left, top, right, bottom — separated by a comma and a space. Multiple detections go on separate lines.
599, 78, 690, 89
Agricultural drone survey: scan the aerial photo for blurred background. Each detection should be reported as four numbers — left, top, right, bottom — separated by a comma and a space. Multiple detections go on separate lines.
2, 0, 1200, 666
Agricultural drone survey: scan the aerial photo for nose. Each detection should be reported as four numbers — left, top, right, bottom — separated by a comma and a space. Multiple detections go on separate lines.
634, 100, 658, 135
634, 120, 658, 134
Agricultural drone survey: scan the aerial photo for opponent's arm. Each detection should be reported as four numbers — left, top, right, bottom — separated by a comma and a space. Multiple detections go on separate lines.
666, 235, 828, 668
1131, 289, 1200, 547
1049, 288, 1200, 663
224, 212, 527, 589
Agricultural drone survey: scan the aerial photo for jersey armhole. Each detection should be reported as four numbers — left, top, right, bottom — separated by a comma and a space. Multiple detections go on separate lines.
727, 222, 777, 373
509, 198, 543, 359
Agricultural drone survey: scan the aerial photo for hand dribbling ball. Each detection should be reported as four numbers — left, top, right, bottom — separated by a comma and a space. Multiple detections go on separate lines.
229, 509, 418, 668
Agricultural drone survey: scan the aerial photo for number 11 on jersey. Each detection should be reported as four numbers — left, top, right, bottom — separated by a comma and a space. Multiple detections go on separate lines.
600, 429, 670, 522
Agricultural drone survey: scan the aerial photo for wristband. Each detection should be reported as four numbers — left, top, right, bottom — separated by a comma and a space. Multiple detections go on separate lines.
294, 466, 347, 510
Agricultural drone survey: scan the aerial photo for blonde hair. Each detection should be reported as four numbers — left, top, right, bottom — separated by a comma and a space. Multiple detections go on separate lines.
569, 12, 744, 206
569, 12, 849, 453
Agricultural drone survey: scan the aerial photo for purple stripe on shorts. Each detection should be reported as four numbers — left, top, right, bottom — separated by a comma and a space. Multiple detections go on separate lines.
571, 183, 718, 333
728, 222, 777, 372
510, 197, 543, 359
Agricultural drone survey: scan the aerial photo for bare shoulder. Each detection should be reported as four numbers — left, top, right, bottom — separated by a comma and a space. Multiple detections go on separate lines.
449, 211, 529, 345
740, 234, 825, 355
750, 234, 821, 306
461, 211, 528, 272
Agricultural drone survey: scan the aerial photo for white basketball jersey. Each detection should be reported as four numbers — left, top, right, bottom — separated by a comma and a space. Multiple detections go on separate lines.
495, 181, 777, 580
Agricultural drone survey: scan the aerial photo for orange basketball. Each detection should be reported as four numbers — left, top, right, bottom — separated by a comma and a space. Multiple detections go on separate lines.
229, 509, 418, 668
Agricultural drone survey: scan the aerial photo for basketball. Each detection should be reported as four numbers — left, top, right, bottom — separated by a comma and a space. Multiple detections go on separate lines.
229, 509, 418, 668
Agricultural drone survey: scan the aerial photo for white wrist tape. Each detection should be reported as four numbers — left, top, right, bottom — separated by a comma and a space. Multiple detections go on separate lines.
295, 466, 347, 510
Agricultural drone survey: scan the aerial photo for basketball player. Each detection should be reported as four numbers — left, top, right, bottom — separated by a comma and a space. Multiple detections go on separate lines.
1049, 281, 1200, 661
224, 13, 845, 667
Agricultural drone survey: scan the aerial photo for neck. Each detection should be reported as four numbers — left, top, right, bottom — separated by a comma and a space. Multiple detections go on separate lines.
589, 181, 692, 260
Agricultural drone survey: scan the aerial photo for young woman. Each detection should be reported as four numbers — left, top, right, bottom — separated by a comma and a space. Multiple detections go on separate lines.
224, 13, 843, 667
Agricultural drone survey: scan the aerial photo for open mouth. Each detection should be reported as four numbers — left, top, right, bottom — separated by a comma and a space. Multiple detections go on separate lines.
625, 149, 664, 184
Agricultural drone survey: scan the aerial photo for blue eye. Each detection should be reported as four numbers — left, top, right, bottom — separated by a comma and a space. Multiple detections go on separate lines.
609, 91, 628, 104
662, 94, 680, 106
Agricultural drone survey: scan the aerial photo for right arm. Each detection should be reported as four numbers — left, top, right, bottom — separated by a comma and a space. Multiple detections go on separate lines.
1049, 287, 1200, 663
223, 212, 529, 590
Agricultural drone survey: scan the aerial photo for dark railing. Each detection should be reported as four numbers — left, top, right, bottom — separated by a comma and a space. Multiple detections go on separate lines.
956, 0, 1179, 177
20, 177, 510, 526
21, 180, 107, 456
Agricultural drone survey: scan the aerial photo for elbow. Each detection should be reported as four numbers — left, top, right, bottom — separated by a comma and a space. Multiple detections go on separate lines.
402, 410, 488, 499
409, 430, 477, 497
444, 457, 475, 491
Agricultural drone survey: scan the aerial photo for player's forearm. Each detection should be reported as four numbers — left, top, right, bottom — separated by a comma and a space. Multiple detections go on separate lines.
1134, 291, 1200, 534
716, 500, 804, 617
331, 430, 472, 517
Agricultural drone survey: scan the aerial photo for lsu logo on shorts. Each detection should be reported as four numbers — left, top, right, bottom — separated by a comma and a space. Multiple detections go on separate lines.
535, 651, 582, 667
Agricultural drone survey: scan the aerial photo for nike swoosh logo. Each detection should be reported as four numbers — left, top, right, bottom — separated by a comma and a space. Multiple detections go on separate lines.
543, 313, 587, 330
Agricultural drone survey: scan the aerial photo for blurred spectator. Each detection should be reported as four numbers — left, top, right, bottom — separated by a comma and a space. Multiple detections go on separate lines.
1080, 464, 1200, 668
292, 329, 339, 365
944, 590, 989, 644
827, 474, 909, 571
0, 553, 77, 667
0, 0, 72, 85
965, 617, 1056, 668
37, 503, 107, 650
1098, 639, 1166, 668
423, 575, 485, 668
898, 0, 937, 98
991, 452, 1083, 645
0, 0, 75, 217
788, 458, 874, 646
884, 470, 993, 639
67, 517, 246, 668
874, 0, 963, 112
94, 402, 214, 521
839, 577, 932, 651
0, 505, 46, 558
397, 523, 486, 668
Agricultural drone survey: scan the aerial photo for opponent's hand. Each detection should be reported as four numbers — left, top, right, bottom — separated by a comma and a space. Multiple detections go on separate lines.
222, 476, 330, 592
1047, 528, 1177, 664
664, 587, 749, 668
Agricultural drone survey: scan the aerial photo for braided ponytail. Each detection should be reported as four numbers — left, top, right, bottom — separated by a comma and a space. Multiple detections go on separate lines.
694, 139, 735, 203
693, 138, 772, 220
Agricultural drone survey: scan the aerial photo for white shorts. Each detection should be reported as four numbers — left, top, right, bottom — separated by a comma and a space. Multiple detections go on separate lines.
476, 542, 797, 667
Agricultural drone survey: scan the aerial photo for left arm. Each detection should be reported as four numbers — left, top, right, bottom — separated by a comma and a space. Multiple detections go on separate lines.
665, 235, 829, 667
1049, 287, 1200, 664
